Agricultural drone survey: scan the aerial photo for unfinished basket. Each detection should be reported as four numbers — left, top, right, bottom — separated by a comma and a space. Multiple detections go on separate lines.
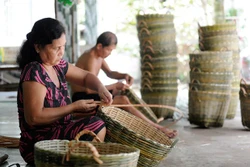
97, 106, 178, 167
34, 130, 140, 167
121, 88, 158, 123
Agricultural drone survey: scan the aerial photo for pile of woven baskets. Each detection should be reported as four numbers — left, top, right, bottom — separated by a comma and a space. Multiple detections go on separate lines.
136, 13, 178, 119
188, 51, 233, 127
198, 22, 240, 119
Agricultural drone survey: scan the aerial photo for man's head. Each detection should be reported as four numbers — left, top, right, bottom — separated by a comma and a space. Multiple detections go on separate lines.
96, 31, 117, 58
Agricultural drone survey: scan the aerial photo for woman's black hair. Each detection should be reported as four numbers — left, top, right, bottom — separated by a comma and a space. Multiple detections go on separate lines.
16, 18, 65, 70
96, 31, 118, 47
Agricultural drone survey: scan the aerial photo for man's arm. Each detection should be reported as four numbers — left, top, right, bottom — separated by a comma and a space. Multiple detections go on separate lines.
101, 60, 134, 86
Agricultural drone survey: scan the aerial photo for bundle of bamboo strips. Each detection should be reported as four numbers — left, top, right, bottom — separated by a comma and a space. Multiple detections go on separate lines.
0, 136, 19, 148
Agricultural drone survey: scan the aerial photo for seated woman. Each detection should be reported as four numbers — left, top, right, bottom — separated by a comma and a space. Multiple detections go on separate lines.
16, 18, 112, 164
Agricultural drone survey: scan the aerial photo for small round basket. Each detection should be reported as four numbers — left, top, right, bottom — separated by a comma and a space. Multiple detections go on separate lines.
34, 130, 140, 167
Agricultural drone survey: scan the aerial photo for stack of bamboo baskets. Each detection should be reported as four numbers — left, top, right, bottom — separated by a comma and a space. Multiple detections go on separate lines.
198, 22, 240, 119
136, 13, 178, 119
188, 51, 233, 127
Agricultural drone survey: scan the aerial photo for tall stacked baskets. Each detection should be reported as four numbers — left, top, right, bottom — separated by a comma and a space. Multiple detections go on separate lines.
198, 22, 240, 119
136, 13, 178, 119
188, 51, 233, 127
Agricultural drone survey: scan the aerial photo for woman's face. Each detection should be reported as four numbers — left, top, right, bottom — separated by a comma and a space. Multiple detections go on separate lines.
39, 33, 66, 66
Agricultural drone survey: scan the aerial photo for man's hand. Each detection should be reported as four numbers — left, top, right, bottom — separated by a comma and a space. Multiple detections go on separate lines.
124, 74, 134, 86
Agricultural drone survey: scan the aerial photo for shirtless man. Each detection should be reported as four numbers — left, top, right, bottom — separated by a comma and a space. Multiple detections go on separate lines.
70, 31, 177, 138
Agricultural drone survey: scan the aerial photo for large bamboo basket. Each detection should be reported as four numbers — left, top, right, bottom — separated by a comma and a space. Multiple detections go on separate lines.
189, 51, 233, 62
141, 96, 177, 119
199, 40, 239, 51
189, 70, 233, 84
141, 45, 178, 56
97, 106, 178, 167
136, 14, 174, 28
34, 130, 140, 167
198, 22, 237, 33
189, 60, 233, 73
138, 27, 176, 39
120, 88, 158, 123
226, 87, 240, 119
188, 90, 231, 127
189, 82, 231, 93
240, 86, 250, 129
137, 22, 175, 32
141, 78, 178, 88
141, 55, 177, 64
141, 61, 178, 71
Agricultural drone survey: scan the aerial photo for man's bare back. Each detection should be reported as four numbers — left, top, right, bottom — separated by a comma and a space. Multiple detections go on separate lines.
71, 48, 104, 94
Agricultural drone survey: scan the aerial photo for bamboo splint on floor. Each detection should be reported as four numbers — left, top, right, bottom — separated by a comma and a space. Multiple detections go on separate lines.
0, 136, 19, 148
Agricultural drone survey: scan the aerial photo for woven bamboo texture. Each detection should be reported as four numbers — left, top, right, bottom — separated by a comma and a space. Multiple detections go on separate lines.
34, 130, 140, 167
121, 88, 158, 123
189, 71, 233, 84
240, 86, 250, 129
188, 90, 231, 127
226, 87, 240, 119
97, 106, 178, 167
189, 51, 233, 62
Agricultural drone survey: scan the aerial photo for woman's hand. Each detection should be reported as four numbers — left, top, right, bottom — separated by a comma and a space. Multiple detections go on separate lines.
98, 85, 113, 105
73, 99, 97, 113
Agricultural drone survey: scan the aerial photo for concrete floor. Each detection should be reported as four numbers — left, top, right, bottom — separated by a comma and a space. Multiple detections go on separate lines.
0, 90, 250, 167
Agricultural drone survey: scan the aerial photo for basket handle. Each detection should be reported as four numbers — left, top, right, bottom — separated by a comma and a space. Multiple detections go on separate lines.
137, 20, 148, 28
139, 28, 150, 37
191, 67, 201, 72
240, 78, 247, 85
141, 78, 152, 86
220, 47, 229, 51
143, 45, 155, 54
142, 40, 153, 47
189, 86, 198, 91
74, 129, 102, 143
191, 79, 201, 84
141, 83, 153, 92
141, 54, 153, 62
240, 87, 248, 97
142, 71, 152, 79
199, 42, 205, 51
141, 62, 154, 70
65, 141, 103, 164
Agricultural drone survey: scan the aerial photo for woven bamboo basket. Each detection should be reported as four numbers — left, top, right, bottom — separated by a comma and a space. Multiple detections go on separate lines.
136, 14, 174, 28
97, 106, 178, 167
199, 40, 239, 51
141, 45, 178, 56
189, 82, 231, 93
198, 22, 237, 33
141, 78, 178, 88
189, 60, 233, 73
138, 27, 176, 39
189, 51, 233, 62
141, 54, 177, 64
34, 130, 140, 167
188, 90, 231, 127
141, 61, 177, 71
240, 86, 250, 129
141, 96, 177, 118
137, 18, 175, 30
198, 30, 237, 38
189, 70, 233, 84
120, 88, 158, 123
226, 87, 240, 119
